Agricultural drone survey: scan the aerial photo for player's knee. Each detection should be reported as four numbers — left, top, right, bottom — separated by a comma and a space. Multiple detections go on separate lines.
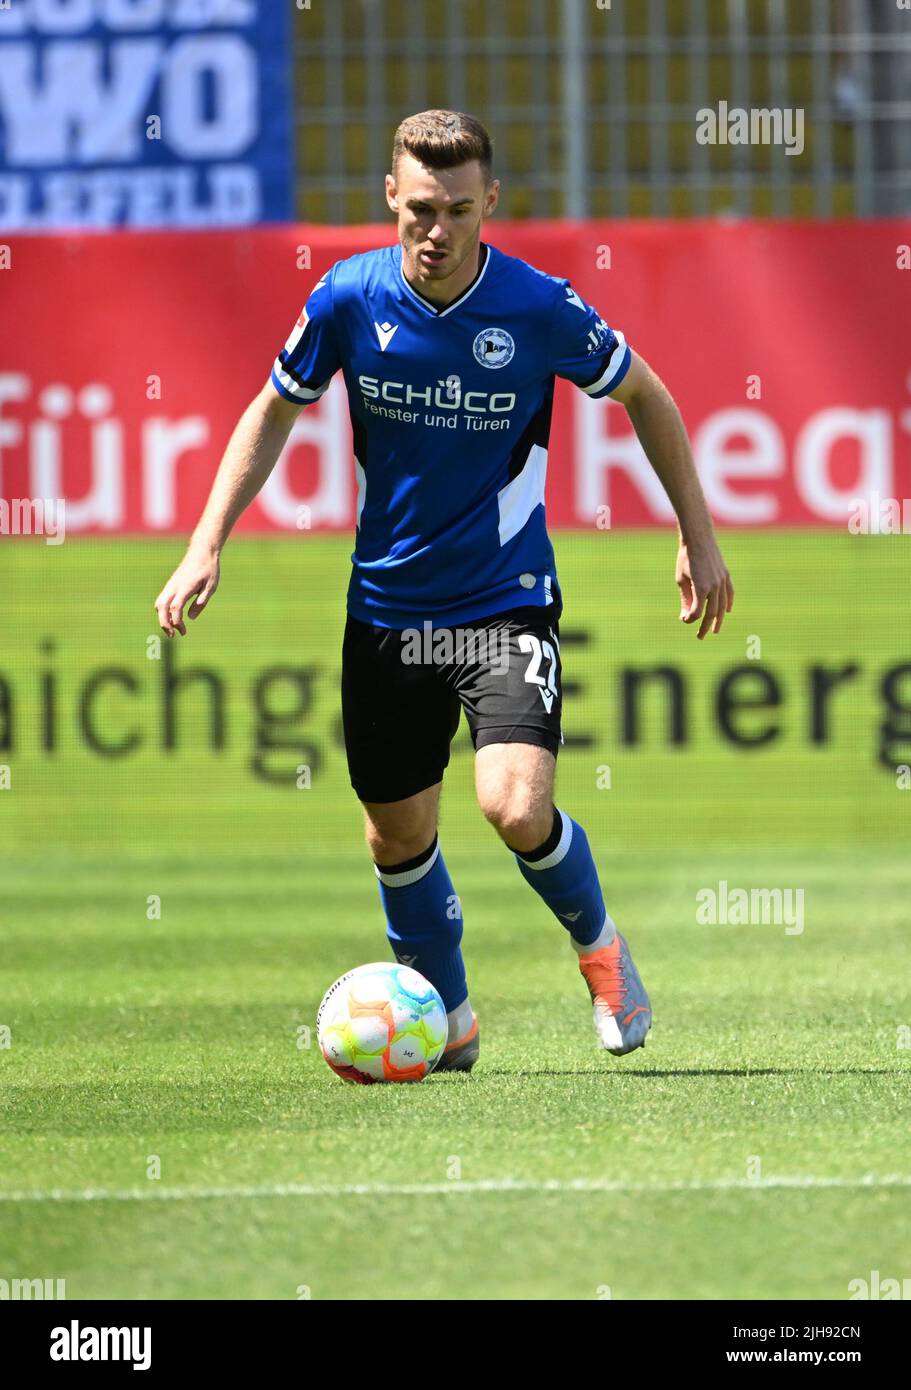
482, 795, 549, 851
367, 825, 436, 867
478, 786, 519, 829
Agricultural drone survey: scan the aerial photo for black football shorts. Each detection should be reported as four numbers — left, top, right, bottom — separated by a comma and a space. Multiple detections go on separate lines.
341, 599, 564, 803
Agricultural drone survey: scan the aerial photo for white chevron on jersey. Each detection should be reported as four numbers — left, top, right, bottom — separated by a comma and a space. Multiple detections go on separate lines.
374, 321, 399, 351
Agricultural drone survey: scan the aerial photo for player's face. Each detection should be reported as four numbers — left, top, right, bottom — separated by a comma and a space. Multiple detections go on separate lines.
386, 155, 499, 288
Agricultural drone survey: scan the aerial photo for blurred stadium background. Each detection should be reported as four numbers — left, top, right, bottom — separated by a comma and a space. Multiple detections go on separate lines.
1, 0, 909, 1302
293, 0, 911, 218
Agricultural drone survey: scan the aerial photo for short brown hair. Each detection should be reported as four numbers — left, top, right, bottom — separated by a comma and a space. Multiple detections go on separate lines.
392, 110, 494, 183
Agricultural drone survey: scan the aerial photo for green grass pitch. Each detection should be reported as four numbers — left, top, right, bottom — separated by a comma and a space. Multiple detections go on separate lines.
1, 530, 909, 1299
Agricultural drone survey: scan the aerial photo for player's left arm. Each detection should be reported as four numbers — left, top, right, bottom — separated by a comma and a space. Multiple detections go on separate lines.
551, 283, 733, 638
608, 351, 734, 639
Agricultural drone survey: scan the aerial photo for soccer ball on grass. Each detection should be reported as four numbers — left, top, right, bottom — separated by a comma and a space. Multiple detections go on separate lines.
317, 962, 447, 1083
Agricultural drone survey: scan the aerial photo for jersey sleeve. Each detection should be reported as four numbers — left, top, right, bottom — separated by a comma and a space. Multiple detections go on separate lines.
270, 266, 341, 405
548, 279, 631, 398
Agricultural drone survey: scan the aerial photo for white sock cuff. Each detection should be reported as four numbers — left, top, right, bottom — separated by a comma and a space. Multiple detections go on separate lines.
517, 807, 572, 871
374, 840, 440, 887
571, 912, 617, 955
446, 997, 474, 1041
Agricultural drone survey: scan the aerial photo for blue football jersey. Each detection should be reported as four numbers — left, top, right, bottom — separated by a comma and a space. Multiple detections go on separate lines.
270, 241, 631, 628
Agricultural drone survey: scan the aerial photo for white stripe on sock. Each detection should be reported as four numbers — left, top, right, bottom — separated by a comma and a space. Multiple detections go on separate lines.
374, 841, 440, 887
571, 913, 617, 954
446, 998, 474, 1043
516, 808, 572, 871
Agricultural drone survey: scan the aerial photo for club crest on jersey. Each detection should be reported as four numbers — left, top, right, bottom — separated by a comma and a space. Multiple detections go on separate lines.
473, 328, 515, 369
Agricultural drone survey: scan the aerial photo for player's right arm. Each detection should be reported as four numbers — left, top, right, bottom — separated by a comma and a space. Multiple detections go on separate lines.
154, 268, 341, 637
154, 383, 301, 636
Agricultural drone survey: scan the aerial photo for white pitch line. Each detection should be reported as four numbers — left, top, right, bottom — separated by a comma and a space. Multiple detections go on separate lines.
0, 1174, 909, 1204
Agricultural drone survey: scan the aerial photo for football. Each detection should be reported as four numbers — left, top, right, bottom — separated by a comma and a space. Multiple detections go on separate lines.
317, 963, 448, 1083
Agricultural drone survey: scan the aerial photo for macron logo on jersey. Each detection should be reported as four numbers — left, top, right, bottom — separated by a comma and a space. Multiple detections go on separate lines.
374, 321, 399, 352
564, 286, 586, 311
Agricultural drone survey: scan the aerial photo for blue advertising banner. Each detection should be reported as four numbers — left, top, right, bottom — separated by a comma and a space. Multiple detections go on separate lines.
0, 0, 293, 229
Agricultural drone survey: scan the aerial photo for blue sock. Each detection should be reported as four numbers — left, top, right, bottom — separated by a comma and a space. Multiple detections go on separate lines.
508, 807, 616, 951
375, 835, 468, 1011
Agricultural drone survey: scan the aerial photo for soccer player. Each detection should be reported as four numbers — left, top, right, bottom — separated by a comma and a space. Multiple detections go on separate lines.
154, 110, 733, 1072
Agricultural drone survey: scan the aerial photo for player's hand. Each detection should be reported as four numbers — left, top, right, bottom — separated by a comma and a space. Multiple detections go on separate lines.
676, 538, 733, 639
154, 544, 221, 637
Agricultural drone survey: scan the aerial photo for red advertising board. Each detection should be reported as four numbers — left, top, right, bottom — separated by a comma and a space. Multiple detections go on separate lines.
1, 220, 909, 533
